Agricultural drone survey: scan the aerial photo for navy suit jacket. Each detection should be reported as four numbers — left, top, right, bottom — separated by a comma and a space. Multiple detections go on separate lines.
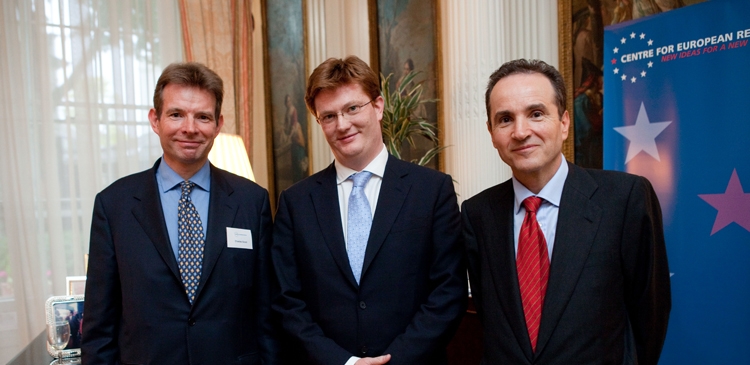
272, 155, 467, 365
462, 162, 671, 365
82, 159, 279, 365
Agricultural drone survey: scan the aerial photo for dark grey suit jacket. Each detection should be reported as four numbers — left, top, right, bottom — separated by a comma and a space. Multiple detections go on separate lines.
272, 155, 467, 365
82, 159, 279, 365
462, 162, 671, 365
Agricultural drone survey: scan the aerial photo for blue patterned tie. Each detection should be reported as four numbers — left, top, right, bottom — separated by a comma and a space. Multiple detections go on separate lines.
347, 171, 373, 284
178, 181, 204, 304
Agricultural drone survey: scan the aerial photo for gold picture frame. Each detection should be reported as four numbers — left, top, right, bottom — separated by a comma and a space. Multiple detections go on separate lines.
558, 0, 574, 163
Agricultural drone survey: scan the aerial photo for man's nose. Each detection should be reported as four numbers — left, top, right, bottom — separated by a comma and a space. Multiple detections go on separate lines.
182, 116, 199, 133
511, 118, 531, 140
334, 113, 352, 130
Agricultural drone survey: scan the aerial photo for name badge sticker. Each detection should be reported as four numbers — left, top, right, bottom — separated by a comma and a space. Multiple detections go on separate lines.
226, 227, 253, 249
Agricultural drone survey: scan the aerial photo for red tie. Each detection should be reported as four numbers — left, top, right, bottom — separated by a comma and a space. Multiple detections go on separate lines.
517, 196, 550, 352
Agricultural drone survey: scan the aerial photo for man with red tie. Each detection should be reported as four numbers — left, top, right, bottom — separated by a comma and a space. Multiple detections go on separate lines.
461, 59, 671, 364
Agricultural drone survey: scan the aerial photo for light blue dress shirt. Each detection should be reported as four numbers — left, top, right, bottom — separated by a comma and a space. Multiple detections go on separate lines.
155, 158, 211, 259
511, 156, 569, 260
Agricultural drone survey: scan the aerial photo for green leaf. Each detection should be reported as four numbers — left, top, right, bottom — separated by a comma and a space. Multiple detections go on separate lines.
379, 70, 452, 174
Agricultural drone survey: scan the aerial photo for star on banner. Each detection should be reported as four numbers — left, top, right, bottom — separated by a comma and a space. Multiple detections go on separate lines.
630, 32, 636, 39
621, 37, 626, 44
641, 71, 646, 77
648, 61, 653, 68
614, 47, 619, 54
621, 74, 627, 81
613, 102, 672, 163
631, 76, 636, 83
698, 169, 750, 235
648, 39, 653, 46
614, 68, 620, 74
640, 33, 645, 39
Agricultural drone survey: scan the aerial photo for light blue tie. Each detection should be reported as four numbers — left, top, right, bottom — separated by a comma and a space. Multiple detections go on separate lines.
177, 181, 205, 304
347, 171, 373, 284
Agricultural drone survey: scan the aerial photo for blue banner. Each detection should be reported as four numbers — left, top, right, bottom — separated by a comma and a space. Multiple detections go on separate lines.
603, 1, 750, 363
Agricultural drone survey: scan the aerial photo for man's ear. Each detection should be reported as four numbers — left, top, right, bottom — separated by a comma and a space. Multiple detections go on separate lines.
148, 108, 160, 135
560, 110, 570, 141
216, 114, 225, 133
373, 95, 385, 121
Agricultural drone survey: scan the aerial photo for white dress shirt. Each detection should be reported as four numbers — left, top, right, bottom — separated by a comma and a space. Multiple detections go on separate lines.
333, 144, 388, 365
335, 144, 388, 248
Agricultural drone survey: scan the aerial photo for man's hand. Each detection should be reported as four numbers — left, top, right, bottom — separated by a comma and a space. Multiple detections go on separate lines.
354, 354, 391, 365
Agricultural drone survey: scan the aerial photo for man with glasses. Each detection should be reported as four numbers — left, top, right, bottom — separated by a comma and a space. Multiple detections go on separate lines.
271, 56, 466, 365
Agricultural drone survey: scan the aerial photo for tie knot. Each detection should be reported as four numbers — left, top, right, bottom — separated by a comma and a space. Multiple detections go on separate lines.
522, 196, 543, 213
349, 171, 373, 188
180, 181, 196, 196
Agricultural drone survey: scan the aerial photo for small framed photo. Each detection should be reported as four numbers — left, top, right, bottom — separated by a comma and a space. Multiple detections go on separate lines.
66, 276, 87, 296
45, 295, 84, 358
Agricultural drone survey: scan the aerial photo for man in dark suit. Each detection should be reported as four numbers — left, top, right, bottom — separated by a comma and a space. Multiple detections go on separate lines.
272, 56, 466, 365
82, 62, 278, 365
462, 59, 671, 364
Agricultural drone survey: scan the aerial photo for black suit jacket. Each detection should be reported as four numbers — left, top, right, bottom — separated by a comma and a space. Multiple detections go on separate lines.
82, 159, 279, 365
272, 155, 467, 365
462, 162, 671, 365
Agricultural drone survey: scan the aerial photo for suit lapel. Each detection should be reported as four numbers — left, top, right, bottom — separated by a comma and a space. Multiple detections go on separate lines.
484, 181, 535, 361
130, 160, 181, 283
194, 165, 238, 302
535, 163, 602, 355
361, 156, 409, 279
311, 164, 359, 288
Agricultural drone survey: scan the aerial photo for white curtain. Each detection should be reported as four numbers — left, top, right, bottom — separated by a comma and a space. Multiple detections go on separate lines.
0, 0, 182, 362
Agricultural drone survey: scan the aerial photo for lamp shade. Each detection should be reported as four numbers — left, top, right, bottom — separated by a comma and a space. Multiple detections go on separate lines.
208, 133, 255, 181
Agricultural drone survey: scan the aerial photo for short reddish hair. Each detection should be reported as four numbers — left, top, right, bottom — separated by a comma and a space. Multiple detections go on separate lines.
305, 56, 380, 116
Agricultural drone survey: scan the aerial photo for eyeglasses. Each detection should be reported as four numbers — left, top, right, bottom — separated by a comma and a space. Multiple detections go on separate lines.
316, 98, 376, 125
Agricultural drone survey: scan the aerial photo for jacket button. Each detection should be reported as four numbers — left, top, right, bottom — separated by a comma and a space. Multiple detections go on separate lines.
188, 318, 196, 326
360, 345, 367, 354
359, 301, 366, 309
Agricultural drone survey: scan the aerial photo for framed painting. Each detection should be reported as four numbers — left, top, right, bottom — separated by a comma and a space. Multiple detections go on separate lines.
66, 276, 87, 296
559, 0, 705, 169
368, 0, 443, 171
262, 0, 310, 201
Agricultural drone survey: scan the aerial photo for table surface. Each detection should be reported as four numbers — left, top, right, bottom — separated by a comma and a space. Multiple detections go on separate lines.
6, 331, 80, 365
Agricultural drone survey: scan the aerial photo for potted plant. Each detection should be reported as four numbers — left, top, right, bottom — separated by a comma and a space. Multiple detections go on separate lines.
380, 71, 446, 166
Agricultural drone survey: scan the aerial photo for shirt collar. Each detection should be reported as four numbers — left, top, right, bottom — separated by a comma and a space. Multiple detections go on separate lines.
335, 144, 388, 184
511, 155, 569, 214
157, 157, 211, 192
